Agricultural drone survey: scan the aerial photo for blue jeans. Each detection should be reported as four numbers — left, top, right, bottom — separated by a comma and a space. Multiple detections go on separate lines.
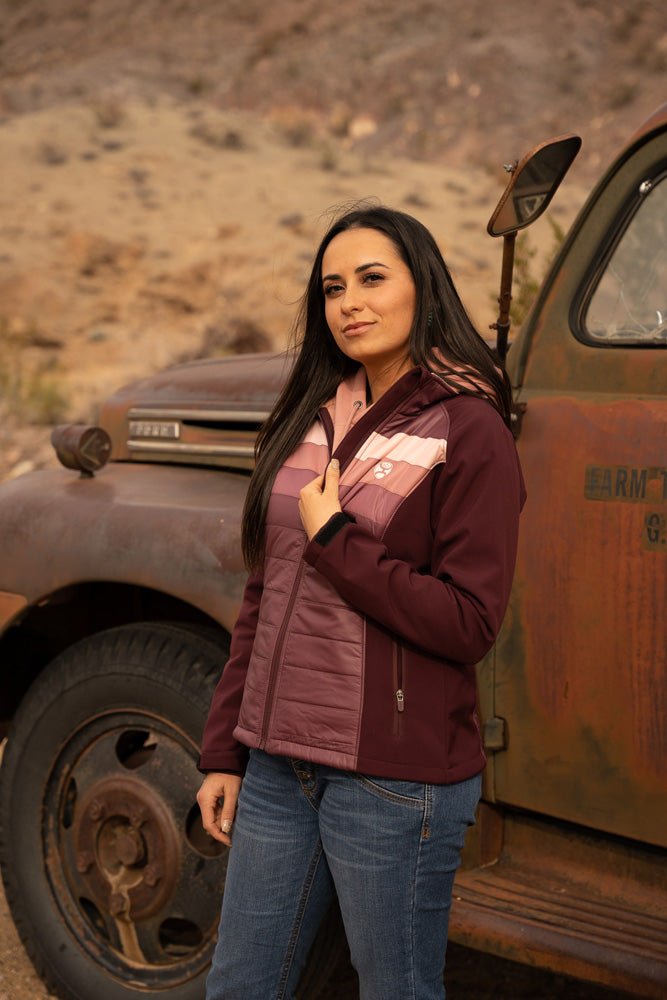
206, 749, 481, 1000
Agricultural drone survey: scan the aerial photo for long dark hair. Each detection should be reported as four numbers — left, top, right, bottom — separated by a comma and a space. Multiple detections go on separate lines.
242, 203, 512, 568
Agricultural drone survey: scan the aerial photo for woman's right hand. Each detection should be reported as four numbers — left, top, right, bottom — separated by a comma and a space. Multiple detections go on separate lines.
197, 771, 242, 846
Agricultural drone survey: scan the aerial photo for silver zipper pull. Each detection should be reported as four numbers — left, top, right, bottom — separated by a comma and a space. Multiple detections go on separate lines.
396, 689, 405, 712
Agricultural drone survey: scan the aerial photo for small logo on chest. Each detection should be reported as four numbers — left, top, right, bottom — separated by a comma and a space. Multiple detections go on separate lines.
373, 461, 394, 480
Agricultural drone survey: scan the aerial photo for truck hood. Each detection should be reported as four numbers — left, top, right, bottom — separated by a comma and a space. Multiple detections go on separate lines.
99, 352, 291, 470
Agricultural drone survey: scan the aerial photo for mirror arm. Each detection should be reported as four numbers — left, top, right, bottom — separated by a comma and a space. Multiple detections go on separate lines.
491, 231, 517, 366
486, 133, 581, 366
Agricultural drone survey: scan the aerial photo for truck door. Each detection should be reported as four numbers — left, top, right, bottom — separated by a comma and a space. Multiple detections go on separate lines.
492, 133, 667, 847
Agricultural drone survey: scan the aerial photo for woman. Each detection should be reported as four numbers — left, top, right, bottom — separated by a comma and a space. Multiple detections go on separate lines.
197, 204, 525, 1000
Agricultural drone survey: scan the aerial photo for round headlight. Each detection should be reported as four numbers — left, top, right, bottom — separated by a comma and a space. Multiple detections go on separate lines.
51, 424, 112, 476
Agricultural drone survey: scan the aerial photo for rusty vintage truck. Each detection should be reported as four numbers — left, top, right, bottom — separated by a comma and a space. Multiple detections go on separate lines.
0, 105, 665, 1000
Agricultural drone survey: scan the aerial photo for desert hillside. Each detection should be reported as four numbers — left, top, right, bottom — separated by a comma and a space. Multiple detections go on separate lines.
1, 0, 665, 481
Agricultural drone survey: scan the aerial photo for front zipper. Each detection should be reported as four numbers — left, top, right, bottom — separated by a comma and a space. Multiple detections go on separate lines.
319, 398, 364, 493
319, 406, 335, 455
258, 559, 306, 749
260, 398, 364, 748
321, 398, 363, 459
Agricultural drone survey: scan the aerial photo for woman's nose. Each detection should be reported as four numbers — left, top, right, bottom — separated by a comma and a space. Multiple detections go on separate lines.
341, 284, 361, 313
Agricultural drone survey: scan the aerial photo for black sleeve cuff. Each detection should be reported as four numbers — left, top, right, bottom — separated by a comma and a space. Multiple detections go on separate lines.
313, 511, 354, 547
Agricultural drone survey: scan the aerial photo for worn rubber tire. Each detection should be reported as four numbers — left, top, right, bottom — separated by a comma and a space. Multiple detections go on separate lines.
0, 621, 352, 1000
0, 622, 229, 1000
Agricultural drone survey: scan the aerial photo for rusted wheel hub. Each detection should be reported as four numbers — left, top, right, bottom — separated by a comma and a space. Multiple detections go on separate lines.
75, 777, 179, 921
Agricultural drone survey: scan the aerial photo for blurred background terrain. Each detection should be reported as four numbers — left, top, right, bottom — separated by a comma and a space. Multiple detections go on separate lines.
1, 0, 665, 483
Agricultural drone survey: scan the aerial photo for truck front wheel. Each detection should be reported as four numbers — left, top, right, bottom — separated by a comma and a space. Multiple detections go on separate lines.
0, 622, 233, 1000
0, 622, 352, 1000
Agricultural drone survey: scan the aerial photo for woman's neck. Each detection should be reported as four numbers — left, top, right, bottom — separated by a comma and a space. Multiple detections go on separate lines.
364, 357, 414, 404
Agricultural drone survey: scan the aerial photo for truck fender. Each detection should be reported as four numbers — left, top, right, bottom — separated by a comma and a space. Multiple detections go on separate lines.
0, 463, 250, 637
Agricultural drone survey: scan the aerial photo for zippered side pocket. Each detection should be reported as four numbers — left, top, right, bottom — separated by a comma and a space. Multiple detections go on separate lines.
393, 642, 405, 736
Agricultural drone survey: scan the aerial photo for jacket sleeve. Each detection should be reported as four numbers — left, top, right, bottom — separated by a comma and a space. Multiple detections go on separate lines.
198, 567, 264, 773
303, 400, 526, 665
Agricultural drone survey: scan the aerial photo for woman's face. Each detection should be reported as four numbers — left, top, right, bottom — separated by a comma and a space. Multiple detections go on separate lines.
321, 227, 416, 391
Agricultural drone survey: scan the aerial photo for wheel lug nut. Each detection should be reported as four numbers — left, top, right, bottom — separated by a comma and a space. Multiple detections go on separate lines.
76, 850, 94, 873
88, 799, 105, 821
144, 864, 161, 887
129, 808, 146, 827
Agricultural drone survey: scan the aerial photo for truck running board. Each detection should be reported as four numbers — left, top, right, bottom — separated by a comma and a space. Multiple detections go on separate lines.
450, 809, 667, 999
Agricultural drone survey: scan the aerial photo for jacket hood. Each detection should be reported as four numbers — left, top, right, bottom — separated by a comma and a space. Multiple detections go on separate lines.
324, 360, 495, 452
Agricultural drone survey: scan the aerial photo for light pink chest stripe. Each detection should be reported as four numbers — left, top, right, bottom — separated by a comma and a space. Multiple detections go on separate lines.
351, 431, 446, 472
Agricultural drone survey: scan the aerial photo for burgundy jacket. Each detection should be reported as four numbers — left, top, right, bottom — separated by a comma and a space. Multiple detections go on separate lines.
199, 364, 525, 784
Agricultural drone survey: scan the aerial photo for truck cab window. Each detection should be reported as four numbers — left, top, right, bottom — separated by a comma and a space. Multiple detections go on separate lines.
584, 173, 667, 344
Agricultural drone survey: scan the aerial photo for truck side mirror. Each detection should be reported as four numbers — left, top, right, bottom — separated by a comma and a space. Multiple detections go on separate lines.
488, 134, 582, 237
487, 134, 582, 365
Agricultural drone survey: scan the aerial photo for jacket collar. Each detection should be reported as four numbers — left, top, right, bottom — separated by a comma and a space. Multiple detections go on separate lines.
322, 365, 460, 469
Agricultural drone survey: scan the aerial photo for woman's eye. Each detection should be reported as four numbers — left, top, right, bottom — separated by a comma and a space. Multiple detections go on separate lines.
323, 272, 384, 296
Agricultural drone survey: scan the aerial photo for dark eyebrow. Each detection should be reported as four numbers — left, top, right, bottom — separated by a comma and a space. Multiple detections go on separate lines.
321, 261, 389, 283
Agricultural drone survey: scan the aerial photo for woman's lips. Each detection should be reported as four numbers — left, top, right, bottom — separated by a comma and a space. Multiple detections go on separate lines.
343, 322, 374, 336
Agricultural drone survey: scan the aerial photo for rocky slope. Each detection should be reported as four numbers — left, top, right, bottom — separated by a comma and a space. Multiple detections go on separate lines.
0, 0, 665, 484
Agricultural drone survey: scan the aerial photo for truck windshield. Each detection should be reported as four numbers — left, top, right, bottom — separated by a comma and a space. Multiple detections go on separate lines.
584, 173, 667, 344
